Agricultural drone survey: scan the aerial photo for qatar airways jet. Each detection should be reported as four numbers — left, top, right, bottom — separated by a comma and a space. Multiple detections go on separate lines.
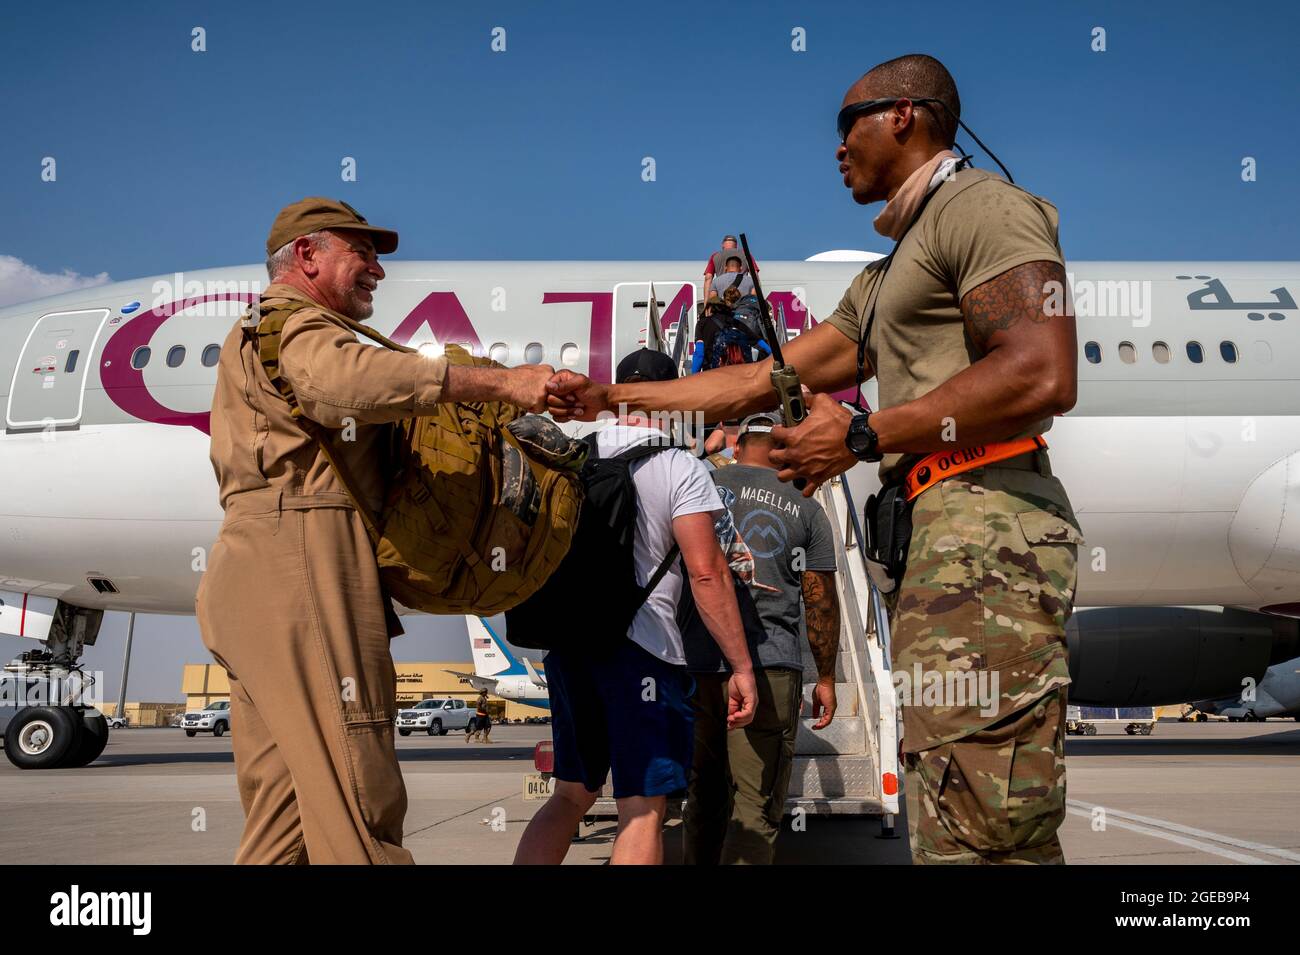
1, 258, 1298, 706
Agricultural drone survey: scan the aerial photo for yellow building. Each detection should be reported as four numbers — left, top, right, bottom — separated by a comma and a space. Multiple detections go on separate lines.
181, 663, 545, 722
100, 701, 187, 727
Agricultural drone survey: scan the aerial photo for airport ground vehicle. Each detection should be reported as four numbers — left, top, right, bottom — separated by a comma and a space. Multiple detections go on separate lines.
1, 647, 110, 769
530, 473, 903, 831
181, 700, 231, 737
1067, 704, 1156, 736
396, 698, 475, 736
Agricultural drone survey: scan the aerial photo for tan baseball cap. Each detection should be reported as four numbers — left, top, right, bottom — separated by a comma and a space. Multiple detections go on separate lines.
265, 196, 399, 257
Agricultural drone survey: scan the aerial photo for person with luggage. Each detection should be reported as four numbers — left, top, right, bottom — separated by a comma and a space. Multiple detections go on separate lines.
512, 349, 757, 865
197, 197, 555, 865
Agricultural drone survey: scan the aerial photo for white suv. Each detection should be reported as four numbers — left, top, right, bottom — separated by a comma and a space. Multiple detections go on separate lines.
181, 700, 232, 737
396, 698, 473, 736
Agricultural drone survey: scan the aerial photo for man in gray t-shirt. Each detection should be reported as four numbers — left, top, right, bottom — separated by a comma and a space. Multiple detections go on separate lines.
682, 414, 842, 865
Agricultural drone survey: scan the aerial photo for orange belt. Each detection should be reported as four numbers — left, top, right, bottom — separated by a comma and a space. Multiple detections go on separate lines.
903, 436, 1047, 501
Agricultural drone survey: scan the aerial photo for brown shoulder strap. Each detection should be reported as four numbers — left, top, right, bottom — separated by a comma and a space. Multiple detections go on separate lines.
244, 297, 407, 545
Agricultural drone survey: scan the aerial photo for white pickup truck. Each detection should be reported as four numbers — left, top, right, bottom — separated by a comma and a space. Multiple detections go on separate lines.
396, 698, 475, 736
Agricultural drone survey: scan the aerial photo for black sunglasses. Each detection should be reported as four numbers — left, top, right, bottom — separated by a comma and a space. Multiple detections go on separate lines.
836, 96, 941, 143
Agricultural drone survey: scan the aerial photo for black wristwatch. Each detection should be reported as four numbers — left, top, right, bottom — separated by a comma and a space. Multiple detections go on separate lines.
845, 413, 882, 463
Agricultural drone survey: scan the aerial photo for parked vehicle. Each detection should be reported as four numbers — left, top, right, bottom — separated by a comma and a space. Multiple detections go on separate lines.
181, 700, 232, 737
396, 698, 473, 736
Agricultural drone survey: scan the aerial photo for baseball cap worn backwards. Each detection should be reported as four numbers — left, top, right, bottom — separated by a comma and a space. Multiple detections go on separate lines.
265, 196, 399, 257
739, 412, 779, 435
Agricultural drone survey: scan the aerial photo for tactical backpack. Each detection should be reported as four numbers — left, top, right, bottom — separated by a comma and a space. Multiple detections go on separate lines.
505, 435, 685, 652
248, 297, 586, 615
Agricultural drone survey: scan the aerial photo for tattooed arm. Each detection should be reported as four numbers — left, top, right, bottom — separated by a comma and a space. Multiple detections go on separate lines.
865, 259, 1077, 454
802, 570, 841, 730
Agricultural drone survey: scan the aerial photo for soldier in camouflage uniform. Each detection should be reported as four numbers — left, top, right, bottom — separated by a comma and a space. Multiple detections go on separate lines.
545, 54, 1083, 863
891, 465, 1081, 863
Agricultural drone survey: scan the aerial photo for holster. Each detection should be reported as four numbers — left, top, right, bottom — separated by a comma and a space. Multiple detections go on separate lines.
863, 483, 914, 594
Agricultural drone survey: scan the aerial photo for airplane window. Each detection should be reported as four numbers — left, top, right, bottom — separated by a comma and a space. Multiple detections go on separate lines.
202, 344, 220, 367
166, 345, 186, 368
1083, 342, 1101, 364
560, 343, 580, 367
131, 346, 151, 369
64, 350, 79, 374
1186, 341, 1204, 363
1152, 342, 1170, 364
1118, 342, 1137, 364
1219, 341, 1238, 363
524, 342, 544, 364
489, 342, 510, 364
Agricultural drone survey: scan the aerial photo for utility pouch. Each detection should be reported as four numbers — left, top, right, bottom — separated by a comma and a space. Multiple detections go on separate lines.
863, 483, 914, 594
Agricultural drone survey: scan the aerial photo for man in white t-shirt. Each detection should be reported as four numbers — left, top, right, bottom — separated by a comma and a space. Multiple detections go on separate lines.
514, 349, 757, 866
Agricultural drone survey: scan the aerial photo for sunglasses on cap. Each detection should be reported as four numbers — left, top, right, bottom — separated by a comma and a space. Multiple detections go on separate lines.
836, 96, 943, 144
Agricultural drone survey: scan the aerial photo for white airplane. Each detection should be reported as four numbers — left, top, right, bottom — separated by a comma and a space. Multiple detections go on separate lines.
443, 617, 549, 710
1193, 655, 1300, 722
1, 257, 1298, 724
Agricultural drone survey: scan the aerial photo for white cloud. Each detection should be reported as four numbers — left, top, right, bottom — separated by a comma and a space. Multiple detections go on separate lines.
0, 254, 111, 308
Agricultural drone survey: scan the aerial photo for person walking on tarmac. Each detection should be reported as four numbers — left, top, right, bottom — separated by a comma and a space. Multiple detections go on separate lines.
467, 689, 493, 744
547, 54, 1084, 864
196, 197, 556, 865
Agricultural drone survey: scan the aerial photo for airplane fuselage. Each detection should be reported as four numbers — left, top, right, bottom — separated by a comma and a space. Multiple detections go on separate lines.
2, 260, 1298, 620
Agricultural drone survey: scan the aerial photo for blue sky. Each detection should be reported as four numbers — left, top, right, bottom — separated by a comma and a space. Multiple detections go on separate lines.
3, 0, 1298, 699
4, 0, 1299, 290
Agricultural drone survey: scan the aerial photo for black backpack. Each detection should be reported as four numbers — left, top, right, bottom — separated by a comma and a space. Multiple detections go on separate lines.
505, 434, 684, 652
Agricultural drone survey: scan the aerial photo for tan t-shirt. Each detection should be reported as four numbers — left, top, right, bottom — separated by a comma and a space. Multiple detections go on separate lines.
824, 167, 1064, 479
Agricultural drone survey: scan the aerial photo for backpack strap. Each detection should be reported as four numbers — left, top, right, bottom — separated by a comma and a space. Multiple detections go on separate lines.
602, 437, 689, 608
244, 296, 414, 546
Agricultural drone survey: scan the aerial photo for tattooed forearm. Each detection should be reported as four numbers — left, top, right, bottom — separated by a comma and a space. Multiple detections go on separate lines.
802, 571, 840, 679
961, 260, 1066, 354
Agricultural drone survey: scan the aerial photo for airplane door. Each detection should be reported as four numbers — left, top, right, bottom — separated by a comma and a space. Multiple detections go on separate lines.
612, 280, 698, 373
6, 308, 110, 430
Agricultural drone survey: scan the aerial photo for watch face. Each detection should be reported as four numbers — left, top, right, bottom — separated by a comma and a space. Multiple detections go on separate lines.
847, 418, 874, 456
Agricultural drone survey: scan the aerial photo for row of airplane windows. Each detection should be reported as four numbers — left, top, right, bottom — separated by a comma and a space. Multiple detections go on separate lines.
120, 338, 1259, 372
1083, 340, 1250, 365
127, 341, 578, 370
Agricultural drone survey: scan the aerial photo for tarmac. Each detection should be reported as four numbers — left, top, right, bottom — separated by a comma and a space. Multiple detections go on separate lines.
0, 720, 1296, 864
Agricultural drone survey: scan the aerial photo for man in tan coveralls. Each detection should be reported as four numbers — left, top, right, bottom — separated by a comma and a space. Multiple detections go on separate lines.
196, 197, 554, 864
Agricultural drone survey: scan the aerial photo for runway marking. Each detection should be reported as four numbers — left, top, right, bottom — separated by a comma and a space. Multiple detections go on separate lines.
1068, 799, 1298, 864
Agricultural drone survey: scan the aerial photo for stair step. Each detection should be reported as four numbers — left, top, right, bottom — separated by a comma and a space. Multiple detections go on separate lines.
787, 755, 876, 799
796, 715, 867, 756
799, 682, 859, 717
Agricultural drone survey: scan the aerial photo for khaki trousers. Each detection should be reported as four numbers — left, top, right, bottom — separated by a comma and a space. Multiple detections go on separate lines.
683, 667, 801, 865
196, 490, 412, 865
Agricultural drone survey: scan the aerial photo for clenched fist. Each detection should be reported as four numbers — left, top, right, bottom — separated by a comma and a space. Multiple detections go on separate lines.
503, 364, 556, 413
545, 370, 612, 422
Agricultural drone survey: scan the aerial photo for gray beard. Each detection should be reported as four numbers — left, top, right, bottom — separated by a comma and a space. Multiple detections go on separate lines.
342, 289, 374, 320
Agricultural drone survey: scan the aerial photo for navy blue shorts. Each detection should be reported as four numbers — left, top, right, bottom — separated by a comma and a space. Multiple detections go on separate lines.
545, 640, 695, 799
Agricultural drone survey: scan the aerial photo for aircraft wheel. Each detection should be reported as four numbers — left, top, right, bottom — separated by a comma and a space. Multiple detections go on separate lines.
3, 706, 82, 769
64, 712, 110, 768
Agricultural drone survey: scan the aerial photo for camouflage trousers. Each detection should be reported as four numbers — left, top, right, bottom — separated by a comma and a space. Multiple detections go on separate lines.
885, 452, 1083, 864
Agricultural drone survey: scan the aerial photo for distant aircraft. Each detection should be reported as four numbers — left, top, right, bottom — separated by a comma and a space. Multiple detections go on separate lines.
1192, 656, 1300, 721
443, 617, 549, 710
